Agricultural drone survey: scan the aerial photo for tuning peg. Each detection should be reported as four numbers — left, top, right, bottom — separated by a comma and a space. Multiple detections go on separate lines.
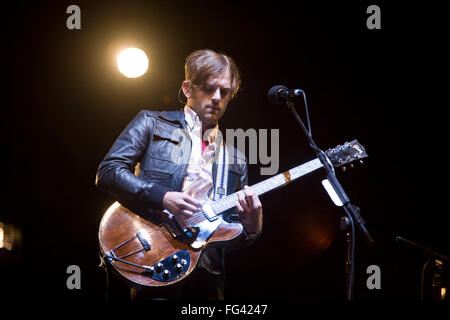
342, 166, 347, 172
350, 163, 354, 168
359, 160, 364, 165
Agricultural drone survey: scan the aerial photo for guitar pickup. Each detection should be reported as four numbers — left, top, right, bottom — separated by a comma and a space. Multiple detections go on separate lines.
202, 202, 218, 221
136, 231, 151, 251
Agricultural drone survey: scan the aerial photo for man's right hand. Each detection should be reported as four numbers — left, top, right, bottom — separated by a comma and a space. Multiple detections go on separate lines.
162, 191, 203, 218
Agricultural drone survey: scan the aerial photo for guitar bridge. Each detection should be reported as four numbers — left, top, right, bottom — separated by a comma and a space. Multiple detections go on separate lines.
163, 217, 199, 245
164, 217, 183, 238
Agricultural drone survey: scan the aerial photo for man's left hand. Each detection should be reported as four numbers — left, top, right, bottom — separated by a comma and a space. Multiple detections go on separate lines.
236, 185, 263, 235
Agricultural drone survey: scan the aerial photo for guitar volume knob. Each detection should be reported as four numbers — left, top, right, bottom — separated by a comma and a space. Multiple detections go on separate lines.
163, 269, 170, 279
172, 254, 179, 264
143, 266, 154, 276
156, 262, 164, 272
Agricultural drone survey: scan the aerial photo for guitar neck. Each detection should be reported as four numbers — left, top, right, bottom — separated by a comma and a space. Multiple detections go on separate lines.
210, 158, 323, 214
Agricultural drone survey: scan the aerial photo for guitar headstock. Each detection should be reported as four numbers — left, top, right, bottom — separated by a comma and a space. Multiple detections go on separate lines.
325, 140, 368, 169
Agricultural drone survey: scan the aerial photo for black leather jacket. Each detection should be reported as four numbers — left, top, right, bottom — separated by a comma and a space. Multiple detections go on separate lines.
96, 109, 251, 275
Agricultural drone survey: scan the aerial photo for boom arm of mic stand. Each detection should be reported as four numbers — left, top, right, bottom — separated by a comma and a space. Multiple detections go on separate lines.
286, 101, 375, 245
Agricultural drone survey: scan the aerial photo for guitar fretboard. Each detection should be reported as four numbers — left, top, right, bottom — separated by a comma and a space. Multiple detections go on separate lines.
210, 158, 323, 215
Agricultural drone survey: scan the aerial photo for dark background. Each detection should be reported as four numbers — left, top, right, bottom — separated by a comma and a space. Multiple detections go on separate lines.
1, 0, 443, 302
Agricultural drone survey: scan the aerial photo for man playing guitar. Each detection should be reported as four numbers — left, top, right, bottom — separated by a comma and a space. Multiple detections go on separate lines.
96, 49, 263, 299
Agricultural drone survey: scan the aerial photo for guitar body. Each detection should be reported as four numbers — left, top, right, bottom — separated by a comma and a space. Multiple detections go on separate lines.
98, 201, 243, 288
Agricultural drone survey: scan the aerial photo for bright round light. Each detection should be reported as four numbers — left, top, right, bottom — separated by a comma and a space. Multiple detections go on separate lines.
117, 48, 149, 78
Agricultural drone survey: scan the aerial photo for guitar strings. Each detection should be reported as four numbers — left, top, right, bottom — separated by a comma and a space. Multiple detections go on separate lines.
152, 164, 310, 232
139, 160, 321, 244
115, 159, 328, 257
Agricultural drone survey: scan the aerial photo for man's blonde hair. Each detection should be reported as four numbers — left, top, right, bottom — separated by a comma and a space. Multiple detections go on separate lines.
185, 49, 241, 98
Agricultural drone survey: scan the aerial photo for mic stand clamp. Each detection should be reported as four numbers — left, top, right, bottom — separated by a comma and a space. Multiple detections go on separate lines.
340, 217, 353, 300
285, 99, 375, 300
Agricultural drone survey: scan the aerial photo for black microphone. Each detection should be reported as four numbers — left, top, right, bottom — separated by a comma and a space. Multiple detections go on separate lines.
267, 85, 303, 104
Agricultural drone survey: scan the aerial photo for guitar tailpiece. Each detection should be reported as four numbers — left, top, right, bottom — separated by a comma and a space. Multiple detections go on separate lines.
104, 248, 191, 282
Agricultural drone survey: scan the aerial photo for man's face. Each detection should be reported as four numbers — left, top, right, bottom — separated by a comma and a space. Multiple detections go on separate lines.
186, 69, 232, 128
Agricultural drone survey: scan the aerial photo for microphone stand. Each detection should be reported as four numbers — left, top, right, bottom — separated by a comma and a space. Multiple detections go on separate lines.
285, 99, 375, 300
395, 236, 449, 300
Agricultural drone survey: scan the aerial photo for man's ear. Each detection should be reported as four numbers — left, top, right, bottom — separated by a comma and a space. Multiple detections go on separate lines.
181, 80, 192, 98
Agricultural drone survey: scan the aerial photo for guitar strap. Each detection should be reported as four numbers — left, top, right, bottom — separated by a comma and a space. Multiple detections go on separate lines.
213, 138, 228, 201
212, 139, 228, 279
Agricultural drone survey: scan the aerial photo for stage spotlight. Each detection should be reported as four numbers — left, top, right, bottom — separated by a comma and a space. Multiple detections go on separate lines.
0, 221, 22, 251
117, 48, 149, 78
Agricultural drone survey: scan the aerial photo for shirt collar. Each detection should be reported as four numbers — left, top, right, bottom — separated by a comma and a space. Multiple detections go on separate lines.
184, 105, 200, 130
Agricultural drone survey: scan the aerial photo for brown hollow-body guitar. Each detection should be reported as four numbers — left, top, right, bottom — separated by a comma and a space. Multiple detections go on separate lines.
98, 140, 367, 289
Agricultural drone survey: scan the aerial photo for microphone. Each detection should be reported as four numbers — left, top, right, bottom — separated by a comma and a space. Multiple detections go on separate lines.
267, 85, 303, 104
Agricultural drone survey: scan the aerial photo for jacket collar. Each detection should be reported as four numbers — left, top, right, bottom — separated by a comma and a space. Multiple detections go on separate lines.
157, 108, 188, 130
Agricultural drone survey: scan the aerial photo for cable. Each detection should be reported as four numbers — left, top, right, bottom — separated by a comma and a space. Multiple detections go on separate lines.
287, 95, 335, 175
420, 259, 435, 300
299, 90, 312, 136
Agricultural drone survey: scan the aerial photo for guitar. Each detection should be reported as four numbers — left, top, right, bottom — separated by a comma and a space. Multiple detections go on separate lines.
98, 140, 367, 288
